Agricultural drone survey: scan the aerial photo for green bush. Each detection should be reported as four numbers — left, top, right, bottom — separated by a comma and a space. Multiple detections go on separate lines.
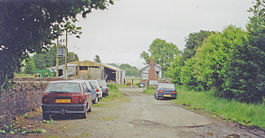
34, 69, 55, 78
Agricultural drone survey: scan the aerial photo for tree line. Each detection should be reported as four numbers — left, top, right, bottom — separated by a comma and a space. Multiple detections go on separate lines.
24, 45, 79, 75
142, 0, 264, 103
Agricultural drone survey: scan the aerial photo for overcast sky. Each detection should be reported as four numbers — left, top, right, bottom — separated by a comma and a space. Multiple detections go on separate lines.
68, 0, 253, 69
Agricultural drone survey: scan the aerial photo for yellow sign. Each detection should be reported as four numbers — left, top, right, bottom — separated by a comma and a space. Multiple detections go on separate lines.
56, 99, 71, 103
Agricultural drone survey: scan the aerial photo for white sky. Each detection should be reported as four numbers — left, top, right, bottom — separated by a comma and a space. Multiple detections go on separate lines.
68, 0, 253, 69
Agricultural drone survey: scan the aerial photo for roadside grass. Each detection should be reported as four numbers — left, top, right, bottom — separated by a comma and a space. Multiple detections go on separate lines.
14, 73, 34, 78
173, 86, 265, 129
142, 87, 155, 95
94, 83, 129, 107
142, 86, 265, 129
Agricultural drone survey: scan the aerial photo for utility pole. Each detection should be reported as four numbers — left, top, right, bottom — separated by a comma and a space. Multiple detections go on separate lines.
64, 31, 68, 79
56, 37, 59, 78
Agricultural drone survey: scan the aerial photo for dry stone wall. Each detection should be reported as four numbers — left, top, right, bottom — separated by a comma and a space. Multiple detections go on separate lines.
0, 81, 49, 126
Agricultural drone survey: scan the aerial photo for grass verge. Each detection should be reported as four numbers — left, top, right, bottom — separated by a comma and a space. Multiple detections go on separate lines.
142, 87, 155, 95
142, 86, 265, 129
173, 86, 265, 129
94, 83, 128, 106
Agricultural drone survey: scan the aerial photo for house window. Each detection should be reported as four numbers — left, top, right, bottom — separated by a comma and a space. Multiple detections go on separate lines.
79, 66, 88, 70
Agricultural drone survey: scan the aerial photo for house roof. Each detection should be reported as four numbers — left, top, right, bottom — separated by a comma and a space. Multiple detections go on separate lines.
139, 64, 162, 72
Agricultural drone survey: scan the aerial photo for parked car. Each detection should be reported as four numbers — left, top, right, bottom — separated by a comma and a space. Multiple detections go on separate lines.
163, 78, 170, 83
154, 83, 177, 100
42, 80, 92, 120
87, 80, 103, 99
97, 80, 109, 97
139, 83, 145, 88
149, 80, 158, 86
83, 80, 99, 104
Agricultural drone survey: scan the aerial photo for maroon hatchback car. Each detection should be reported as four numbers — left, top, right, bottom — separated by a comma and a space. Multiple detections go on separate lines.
42, 80, 92, 120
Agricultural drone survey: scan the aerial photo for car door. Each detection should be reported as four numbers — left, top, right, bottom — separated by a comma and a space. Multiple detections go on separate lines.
86, 81, 96, 101
81, 82, 90, 105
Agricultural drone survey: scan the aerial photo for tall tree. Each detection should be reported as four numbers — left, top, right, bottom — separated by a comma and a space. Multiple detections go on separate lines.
246, 0, 265, 99
180, 30, 214, 65
0, 0, 113, 90
140, 39, 181, 72
94, 55, 102, 63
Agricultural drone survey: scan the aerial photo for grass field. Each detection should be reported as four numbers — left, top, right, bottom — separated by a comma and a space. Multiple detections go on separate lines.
143, 86, 265, 129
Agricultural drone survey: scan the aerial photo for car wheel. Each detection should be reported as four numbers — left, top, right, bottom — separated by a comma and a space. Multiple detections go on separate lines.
88, 105, 92, 112
43, 113, 49, 120
81, 111, 88, 119
93, 97, 98, 104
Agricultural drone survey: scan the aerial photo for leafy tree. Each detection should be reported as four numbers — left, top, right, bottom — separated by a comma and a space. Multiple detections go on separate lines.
32, 45, 79, 69
24, 58, 35, 75
119, 64, 139, 77
140, 39, 181, 72
180, 57, 199, 89
32, 54, 46, 69
167, 55, 182, 84
180, 30, 214, 65
0, 0, 113, 90
94, 55, 102, 63
246, 0, 265, 99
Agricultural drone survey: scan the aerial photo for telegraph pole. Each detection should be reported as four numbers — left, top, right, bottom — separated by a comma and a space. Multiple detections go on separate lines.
64, 31, 68, 79
56, 37, 59, 78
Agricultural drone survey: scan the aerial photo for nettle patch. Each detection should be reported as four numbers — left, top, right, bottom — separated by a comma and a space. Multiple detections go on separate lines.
0, 114, 46, 135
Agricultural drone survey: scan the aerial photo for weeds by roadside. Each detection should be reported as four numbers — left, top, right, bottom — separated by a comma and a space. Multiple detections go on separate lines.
142, 85, 265, 130
94, 83, 124, 105
173, 86, 265, 130
0, 113, 46, 135
142, 87, 155, 95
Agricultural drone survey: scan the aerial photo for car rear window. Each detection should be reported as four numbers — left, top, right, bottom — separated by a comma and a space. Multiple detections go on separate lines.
45, 82, 81, 93
90, 81, 99, 88
158, 83, 175, 89
98, 80, 107, 87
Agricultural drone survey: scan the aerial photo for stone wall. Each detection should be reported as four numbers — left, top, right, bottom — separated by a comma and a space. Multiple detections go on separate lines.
0, 81, 49, 126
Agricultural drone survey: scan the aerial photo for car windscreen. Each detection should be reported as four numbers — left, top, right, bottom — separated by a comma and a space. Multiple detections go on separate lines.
158, 83, 175, 89
45, 82, 81, 93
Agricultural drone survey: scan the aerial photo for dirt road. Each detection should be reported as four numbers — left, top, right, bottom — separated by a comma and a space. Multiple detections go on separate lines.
31, 87, 263, 138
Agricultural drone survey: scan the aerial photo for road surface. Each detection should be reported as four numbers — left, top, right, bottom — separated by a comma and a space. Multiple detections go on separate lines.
31, 87, 263, 138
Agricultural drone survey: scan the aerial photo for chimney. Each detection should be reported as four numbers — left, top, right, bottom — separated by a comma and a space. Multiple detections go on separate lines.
149, 58, 156, 81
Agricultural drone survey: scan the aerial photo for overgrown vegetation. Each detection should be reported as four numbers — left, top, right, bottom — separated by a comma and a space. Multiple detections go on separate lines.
142, 86, 265, 129
167, 1, 264, 103
142, 87, 155, 95
97, 83, 122, 103
173, 86, 265, 129
0, 113, 46, 135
